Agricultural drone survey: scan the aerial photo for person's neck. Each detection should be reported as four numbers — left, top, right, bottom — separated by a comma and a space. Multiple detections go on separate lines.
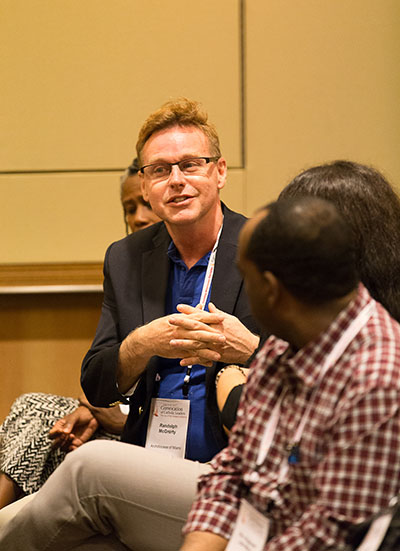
285, 289, 358, 350
166, 206, 224, 269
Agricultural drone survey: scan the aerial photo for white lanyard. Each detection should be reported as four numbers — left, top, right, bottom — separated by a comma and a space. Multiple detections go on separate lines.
197, 221, 224, 309
182, 220, 224, 396
256, 301, 375, 484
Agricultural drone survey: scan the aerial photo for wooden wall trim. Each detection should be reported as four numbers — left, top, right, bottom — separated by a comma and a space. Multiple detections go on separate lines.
0, 263, 103, 289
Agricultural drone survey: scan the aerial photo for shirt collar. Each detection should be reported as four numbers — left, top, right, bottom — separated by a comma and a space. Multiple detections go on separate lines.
167, 240, 211, 269
282, 284, 372, 388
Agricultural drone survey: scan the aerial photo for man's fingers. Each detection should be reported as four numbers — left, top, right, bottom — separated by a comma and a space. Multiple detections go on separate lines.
179, 346, 222, 363
180, 357, 215, 368
179, 347, 221, 366
170, 332, 225, 348
175, 305, 225, 323
176, 304, 199, 314
208, 302, 222, 314
169, 316, 223, 331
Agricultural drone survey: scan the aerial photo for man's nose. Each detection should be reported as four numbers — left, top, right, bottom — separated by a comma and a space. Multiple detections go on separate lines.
167, 164, 185, 185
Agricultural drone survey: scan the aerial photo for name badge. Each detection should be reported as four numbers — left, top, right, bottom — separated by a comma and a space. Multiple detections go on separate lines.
145, 397, 190, 458
226, 499, 270, 551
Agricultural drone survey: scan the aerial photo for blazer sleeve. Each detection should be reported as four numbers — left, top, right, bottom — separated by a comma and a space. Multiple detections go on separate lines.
81, 244, 127, 407
80, 224, 169, 409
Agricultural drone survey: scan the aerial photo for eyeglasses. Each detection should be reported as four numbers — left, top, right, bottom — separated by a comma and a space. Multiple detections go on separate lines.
139, 156, 220, 182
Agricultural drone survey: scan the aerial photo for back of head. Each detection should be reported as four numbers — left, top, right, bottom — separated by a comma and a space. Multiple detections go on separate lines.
136, 97, 221, 163
279, 160, 400, 320
246, 197, 358, 304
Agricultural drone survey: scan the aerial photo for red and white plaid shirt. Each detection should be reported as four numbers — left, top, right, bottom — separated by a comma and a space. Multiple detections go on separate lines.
184, 285, 400, 550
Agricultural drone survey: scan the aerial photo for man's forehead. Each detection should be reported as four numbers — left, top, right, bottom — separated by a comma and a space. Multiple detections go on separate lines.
141, 125, 209, 161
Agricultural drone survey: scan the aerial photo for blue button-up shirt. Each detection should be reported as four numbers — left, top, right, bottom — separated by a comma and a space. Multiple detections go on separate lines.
154, 241, 221, 462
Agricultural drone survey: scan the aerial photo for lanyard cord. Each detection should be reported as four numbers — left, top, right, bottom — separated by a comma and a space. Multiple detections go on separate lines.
256, 301, 375, 482
182, 221, 224, 397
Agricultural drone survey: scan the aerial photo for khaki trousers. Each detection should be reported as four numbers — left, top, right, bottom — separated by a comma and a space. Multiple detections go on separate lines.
0, 440, 211, 550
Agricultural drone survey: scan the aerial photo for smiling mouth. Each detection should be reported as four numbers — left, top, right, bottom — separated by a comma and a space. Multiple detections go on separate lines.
168, 196, 191, 204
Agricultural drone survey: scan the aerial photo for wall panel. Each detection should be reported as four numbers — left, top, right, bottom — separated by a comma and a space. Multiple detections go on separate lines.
245, 0, 400, 213
1, 0, 244, 266
0, 168, 243, 265
0, 293, 102, 422
0, 0, 242, 171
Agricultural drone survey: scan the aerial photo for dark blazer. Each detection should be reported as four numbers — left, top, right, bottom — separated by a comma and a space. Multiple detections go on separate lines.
81, 204, 258, 452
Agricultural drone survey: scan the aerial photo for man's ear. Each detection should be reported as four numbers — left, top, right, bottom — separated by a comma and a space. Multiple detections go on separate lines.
262, 271, 280, 307
216, 157, 227, 191
140, 173, 149, 202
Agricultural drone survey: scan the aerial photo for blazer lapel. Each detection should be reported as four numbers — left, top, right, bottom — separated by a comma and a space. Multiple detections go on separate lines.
141, 225, 171, 324
140, 207, 245, 321
211, 211, 244, 315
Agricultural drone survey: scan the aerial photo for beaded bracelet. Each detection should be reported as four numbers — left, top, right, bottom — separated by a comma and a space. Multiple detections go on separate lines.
215, 365, 247, 389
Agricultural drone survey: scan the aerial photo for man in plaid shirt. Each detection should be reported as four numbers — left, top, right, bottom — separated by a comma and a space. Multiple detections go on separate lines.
181, 197, 400, 551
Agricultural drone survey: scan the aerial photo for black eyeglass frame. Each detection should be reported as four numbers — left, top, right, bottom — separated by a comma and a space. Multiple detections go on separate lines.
139, 156, 221, 175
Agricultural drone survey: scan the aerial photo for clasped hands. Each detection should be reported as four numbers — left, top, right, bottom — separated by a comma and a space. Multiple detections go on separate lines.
158, 302, 257, 368
118, 303, 259, 392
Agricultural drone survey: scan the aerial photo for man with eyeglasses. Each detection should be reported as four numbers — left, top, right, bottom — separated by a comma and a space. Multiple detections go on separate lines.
82, 97, 259, 461
0, 98, 259, 550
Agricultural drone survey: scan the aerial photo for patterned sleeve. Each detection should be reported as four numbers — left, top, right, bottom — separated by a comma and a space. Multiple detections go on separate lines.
183, 364, 256, 540
184, 386, 400, 550
265, 387, 400, 551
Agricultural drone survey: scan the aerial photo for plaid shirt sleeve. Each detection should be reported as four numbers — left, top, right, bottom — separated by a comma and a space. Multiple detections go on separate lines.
184, 364, 400, 550
184, 386, 400, 550
265, 387, 400, 551
183, 373, 254, 540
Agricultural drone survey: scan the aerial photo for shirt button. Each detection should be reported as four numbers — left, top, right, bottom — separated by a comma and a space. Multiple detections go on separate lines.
249, 472, 260, 484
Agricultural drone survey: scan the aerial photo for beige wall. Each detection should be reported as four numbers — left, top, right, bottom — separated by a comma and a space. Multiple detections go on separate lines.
1, 0, 400, 416
246, 0, 400, 213
2, 0, 399, 264
2, 0, 399, 263
1, 0, 244, 263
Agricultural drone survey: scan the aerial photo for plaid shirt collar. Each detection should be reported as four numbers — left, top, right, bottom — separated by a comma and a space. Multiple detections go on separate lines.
279, 284, 371, 389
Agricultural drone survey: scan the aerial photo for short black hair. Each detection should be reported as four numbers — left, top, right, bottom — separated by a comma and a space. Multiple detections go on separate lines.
246, 197, 359, 304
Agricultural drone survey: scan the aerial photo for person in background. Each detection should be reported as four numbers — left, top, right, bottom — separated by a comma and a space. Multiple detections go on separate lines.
278, 160, 400, 322
181, 197, 400, 551
0, 160, 160, 510
120, 157, 161, 235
